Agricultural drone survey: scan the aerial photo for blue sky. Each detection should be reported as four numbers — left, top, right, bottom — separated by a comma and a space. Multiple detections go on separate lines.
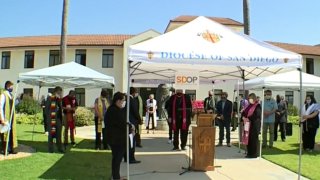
0, 0, 319, 45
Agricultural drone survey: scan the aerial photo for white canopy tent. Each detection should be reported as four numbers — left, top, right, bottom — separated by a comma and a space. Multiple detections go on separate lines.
239, 70, 320, 90
236, 70, 320, 180
4, 62, 115, 156
128, 16, 301, 81
19, 61, 114, 88
127, 16, 304, 179
16, 61, 114, 141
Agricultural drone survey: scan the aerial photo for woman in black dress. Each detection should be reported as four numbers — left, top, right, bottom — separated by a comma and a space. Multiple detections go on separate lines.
242, 93, 261, 158
104, 92, 127, 180
301, 95, 320, 152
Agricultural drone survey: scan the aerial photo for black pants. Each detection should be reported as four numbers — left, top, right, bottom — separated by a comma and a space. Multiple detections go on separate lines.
303, 127, 317, 150
110, 144, 125, 179
94, 117, 108, 149
173, 124, 189, 149
167, 121, 173, 140
274, 121, 286, 141
43, 109, 48, 132
147, 114, 155, 129
135, 124, 141, 146
218, 120, 231, 144
247, 122, 260, 158
124, 134, 136, 162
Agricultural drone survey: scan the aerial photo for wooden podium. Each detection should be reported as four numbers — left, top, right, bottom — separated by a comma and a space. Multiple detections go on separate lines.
192, 114, 215, 171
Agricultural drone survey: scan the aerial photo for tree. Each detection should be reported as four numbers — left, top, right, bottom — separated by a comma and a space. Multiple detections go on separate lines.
243, 0, 250, 35
60, 0, 69, 64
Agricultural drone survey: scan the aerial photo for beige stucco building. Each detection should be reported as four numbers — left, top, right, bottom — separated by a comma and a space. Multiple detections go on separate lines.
0, 15, 319, 108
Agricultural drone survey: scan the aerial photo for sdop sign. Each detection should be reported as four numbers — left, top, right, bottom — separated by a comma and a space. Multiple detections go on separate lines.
175, 72, 199, 88
176, 76, 198, 84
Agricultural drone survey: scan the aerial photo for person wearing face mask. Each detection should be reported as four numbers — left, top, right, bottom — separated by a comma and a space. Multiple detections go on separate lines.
167, 89, 192, 151
216, 92, 233, 147
204, 90, 215, 114
145, 94, 157, 134
262, 90, 278, 148
241, 93, 261, 158
45, 86, 64, 153
165, 88, 175, 144
62, 90, 78, 147
301, 95, 320, 152
94, 89, 110, 150
124, 87, 141, 163
0, 81, 18, 155
104, 92, 127, 180
274, 95, 287, 142
135, 92, 144, 148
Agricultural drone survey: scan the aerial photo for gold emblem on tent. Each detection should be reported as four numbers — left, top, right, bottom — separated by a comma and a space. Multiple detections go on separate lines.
284, 58, 289, 63
200, 30, 222, 43
147, 51, 154, 60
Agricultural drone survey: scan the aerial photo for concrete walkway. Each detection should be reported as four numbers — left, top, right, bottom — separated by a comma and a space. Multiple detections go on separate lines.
76, 125, 308, 180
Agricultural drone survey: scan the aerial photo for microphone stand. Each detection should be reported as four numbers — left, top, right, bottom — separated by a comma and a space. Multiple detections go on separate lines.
180, 129, 192, 175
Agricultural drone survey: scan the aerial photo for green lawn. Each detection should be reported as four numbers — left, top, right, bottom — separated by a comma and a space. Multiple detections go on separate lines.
262, 125, 320, 180
0, 124, 111, 180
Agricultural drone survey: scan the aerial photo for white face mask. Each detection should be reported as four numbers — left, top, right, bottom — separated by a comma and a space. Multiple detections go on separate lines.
249, 98, 254, 104
265, 95, 271, 100
121, 101, 126, 108
306, 99, 311, 104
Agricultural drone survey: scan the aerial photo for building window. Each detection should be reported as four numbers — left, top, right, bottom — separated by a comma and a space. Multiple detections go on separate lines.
285, 91, 294, 105
1, 51, 10, 69
185, 90, 196, 101
48, 88, 55, 94
102, 49, 114, 68
24, 50, 35, 68
23, 88, 33, 97
75, 88, 85, 106
306, 91, 314, 97
306, 58, 314, 74
75, 49, 86, 66
102, 88, 113, 99
214, 89, 223, 104
49, 50, 60, 66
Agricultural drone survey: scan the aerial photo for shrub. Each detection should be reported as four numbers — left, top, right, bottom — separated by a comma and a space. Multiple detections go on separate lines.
75, 107, 94, 127
16, 113, 43, 125
288, 115, 300, 125
16, 96, 42, 115
287, 104, 298, 116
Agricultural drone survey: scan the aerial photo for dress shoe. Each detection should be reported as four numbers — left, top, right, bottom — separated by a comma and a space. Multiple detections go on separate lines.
9, 150, 18, 154
181, 146, 187, 150
136, 144, 143, 148
129, 160, 141, 164
172, 147, 180, 151
227, 143, 231, 147
216, 143, 223, 147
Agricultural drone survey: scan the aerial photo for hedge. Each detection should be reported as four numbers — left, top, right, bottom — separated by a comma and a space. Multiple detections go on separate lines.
16, 107, 94, 127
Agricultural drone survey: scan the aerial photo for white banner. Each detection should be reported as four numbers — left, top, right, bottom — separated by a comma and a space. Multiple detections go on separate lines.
175, 72, 199, 89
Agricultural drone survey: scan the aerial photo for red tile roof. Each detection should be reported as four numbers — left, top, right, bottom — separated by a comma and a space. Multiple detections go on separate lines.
170, 15, 243, 26
268, 41, 320, 56
0, 34, 134, 48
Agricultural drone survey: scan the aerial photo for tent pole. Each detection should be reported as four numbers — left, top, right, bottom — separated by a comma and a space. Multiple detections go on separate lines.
237, 80, 241, 153
126, 60, 131, 180
259, 87, 265, 159
5, 80, 20, 157
241, 69, 245, 154
298, 68, 303, 180
32, 85, 42, 141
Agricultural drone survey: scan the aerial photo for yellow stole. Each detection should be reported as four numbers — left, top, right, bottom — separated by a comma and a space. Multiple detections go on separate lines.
3, 91, 17, 148
97, 97, 109, 133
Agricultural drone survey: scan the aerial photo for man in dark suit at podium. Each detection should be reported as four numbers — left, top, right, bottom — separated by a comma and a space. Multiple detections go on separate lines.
216, 92, 233, 147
